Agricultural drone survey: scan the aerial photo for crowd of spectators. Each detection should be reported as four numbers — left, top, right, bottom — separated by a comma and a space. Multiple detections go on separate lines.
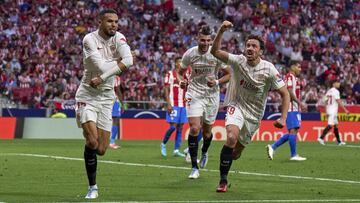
193, 0, 360, 111
0, 0, 359, 112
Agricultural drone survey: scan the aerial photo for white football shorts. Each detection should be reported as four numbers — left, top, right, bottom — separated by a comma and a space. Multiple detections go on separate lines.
185, 92, 219, 125
75, 100, 113, 132
225, 105, 260, 146
327, 113, 338, 125
75, 84, 116, 132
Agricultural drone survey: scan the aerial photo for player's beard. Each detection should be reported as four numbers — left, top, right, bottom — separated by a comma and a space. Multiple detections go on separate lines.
246, 52, 255, 61
105, 28, 116, 37
199, 44, 209, 54
246, 49, 260, 61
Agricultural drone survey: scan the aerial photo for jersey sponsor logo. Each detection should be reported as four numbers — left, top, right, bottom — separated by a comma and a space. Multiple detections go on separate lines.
239, 79, 258, 90
193, 68, 213, 74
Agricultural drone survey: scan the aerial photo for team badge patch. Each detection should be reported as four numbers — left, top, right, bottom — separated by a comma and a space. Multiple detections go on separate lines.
209, 60, 215, 65
110, 45, 116, 52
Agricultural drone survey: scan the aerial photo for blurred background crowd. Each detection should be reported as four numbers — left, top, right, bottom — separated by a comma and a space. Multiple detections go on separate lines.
0, 0, 359, 112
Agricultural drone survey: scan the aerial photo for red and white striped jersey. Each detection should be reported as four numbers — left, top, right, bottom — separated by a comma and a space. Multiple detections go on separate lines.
164, 69, 190, 107
114, 75, 121, 88
285, 72, 301, 112
113, 75, 121, 100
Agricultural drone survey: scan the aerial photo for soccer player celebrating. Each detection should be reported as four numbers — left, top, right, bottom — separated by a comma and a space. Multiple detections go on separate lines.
180, 25, 231, 179
160, 57, 189, 157
317, 80, 349, 145
267, 61, 307, 161
75, 9, 133, 199
210, 20, 290, 192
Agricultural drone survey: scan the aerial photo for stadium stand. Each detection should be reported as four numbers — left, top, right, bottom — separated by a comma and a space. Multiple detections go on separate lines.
0, 0, 359, 111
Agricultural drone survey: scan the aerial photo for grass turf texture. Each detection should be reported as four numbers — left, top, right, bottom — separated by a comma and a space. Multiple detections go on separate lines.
0, 139, 359, 202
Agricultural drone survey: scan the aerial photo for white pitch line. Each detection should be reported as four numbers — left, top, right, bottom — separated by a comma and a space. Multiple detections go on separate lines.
59, 199, 360, 203
2, 153, 360, 185
326, 144, 360, 148
144, 200, 360, 203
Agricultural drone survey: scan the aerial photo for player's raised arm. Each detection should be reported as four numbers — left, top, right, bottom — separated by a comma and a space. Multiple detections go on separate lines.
210, 21, 233, 63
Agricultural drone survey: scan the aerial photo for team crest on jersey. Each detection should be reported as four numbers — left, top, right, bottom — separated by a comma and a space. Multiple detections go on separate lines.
256, 75, 265, 81
110, 45, 116, 52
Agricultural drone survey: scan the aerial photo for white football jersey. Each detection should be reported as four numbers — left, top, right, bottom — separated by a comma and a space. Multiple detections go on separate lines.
325, 87, 340, 114
75, 30, 131, 103
224, 54, 285, 121
181, 46, 227, 98
80, 30, 130, 90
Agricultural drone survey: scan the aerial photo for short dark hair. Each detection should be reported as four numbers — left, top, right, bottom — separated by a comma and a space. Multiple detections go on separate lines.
198, 25, 212, 36
246, 35, 265, 50
99, 8, 117, 18
289, 60, 300, 68
175, 56, 182, 62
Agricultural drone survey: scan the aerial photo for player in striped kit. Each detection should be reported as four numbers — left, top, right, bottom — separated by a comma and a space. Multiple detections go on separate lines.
109, 76, 124, 149
210, 20, 290, 192
267, 61, 307, 161
317, 80, 349, 145
180, 25, 231, 179
160, 57, 189, 157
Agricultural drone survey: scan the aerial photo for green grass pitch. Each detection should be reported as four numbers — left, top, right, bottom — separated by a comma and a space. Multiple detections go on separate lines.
0, 139, 359, 202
